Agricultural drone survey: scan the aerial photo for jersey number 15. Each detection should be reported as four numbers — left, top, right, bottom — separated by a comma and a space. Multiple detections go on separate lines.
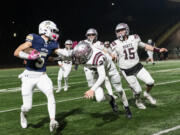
123, 47, 135, 60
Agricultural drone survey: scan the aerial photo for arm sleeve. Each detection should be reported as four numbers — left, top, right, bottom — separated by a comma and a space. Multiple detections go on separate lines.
90, 65, 106, 91
138, 41, 146, 48
18, 51, 29, 59
56, 49, 72, 57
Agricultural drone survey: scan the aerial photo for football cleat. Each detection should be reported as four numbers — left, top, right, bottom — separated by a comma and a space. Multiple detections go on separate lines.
64, 85, 68, 91
50, 120, 59, 132
135, 99, 146, 109
20, 112, 27, 128
106, 94, 119, 113
56, 88, 62, 93
144, 91, 156, 105
124, 106, 132, 118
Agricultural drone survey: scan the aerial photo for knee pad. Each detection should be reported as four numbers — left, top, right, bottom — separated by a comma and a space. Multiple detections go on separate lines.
111, 74, 121, 84
129, 83, 142, 94
147, 79, 154, 86
146, 78, 154, 86
113, 83, 123, 92
95, 88, 105, 102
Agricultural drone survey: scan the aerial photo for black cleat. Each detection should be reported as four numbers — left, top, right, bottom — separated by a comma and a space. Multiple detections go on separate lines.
106, 94, 119, 113
124, 106, 132, 118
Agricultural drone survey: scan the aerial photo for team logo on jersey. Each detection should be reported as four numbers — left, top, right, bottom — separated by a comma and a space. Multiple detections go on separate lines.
26, 35, 33, 41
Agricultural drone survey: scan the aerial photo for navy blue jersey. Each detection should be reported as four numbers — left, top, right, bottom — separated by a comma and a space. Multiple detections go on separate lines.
25, 34, 59, 72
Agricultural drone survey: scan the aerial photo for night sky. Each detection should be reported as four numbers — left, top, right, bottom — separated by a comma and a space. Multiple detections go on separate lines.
0, 0, 180, 67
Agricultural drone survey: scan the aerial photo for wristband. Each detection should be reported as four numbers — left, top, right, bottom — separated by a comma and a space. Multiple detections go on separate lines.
19, 51, 29, 59
153, 48, 160, 53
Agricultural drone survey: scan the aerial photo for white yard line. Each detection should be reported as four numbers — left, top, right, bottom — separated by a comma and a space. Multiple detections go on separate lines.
152, 68, 180, 73
1, 79, 180, 94
155, 80, 180, 85
0, 79, 180, 113
1, 67, 180, 93
0, 97, 84, 113
152, 125, 180, 135
0, 81, 87, 94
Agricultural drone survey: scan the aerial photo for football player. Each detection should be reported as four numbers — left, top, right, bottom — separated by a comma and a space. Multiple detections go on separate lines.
56, 40, 73, 92
14, 20, 71, 132
72, 42, 132, 118
111, 23, 167, 109
146, 39, 156, 65
81, 28, 117, 99
104, 41, 113, 55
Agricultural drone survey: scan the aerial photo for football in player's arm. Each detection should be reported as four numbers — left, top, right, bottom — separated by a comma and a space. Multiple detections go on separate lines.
14, 20, 71, 132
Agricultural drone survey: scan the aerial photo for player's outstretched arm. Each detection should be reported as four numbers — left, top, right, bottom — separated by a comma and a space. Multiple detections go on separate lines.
54, 48, 72, 57
145, 44, 168, 53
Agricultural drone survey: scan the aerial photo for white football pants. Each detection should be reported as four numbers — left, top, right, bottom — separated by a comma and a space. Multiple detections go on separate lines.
57, 62, 72, 89
20, 70, 56, 119
121, 67, 154, 94
147, 50, 154, 59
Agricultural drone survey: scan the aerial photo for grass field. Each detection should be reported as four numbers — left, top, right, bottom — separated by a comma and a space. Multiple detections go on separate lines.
0, 60, 180, 135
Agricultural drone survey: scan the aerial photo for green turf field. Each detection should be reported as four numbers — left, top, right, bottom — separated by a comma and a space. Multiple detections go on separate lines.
0, 60, 180, 135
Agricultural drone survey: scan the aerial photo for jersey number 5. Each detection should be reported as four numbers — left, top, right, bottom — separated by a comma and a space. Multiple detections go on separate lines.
123, 47, 135, 60
35, 52, 47, 68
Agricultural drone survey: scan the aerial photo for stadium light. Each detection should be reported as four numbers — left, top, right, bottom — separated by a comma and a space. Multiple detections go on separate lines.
13, 33, 17, 37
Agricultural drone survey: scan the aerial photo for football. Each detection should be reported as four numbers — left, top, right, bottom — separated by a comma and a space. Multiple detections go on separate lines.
23, 48, 39, 54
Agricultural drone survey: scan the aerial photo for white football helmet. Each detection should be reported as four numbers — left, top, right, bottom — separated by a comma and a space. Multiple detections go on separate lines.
147, 39, 152, 44
65, 39, 73, 49
72, 41, 93, 64
115, 23, 129, 41
85, 28, 98, 43
39, 20, 59, 41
